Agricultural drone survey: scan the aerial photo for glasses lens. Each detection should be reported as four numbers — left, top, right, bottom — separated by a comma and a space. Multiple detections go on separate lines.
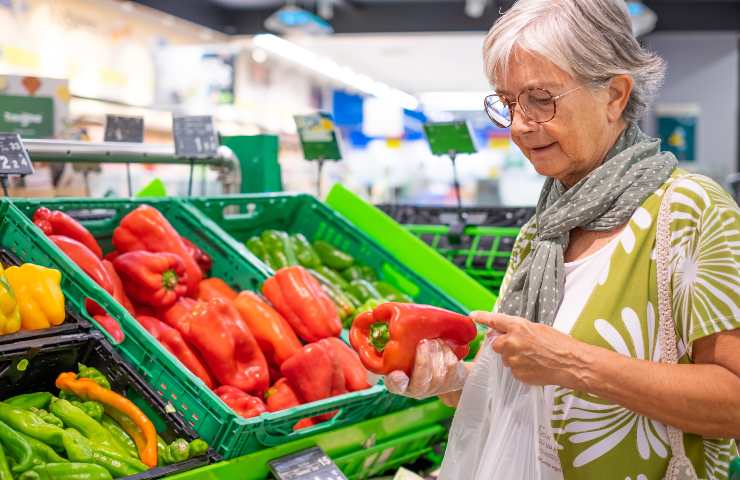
521, 89, 555, 123
484, 95, 512, 127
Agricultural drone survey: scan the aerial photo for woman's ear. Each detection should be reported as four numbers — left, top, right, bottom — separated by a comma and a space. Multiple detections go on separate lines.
606, 74, 633, 122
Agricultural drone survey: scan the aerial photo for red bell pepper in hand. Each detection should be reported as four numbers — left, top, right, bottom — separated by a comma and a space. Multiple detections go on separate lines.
137, 315, 216, 388
262, 266, 341, 343
34, 207, 102, 258
196, 278, 237, 302
184, 299, 269, 395
349, 302, 477, 376
111, 205, 202, 294
265, 378, 301, 412
50, 235, 113, 293
113, 251, 188, 309
93, 314, 125, 343
319, 338, 371, 392
232, 291, 302, 367
182, 237, 212, 276
214, 386, 266, 419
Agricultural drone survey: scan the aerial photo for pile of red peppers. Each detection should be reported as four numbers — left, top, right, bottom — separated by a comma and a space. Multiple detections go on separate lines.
34, 205, 373, 429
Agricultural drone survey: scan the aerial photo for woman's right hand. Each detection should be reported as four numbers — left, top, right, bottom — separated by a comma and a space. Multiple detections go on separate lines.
384, 339, 469, 401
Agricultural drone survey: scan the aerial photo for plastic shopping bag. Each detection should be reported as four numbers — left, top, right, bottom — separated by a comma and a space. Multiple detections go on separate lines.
439, 338, 563, 480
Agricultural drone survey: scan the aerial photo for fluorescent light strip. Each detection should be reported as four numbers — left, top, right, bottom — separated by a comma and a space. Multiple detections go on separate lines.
253, 34, 419, 110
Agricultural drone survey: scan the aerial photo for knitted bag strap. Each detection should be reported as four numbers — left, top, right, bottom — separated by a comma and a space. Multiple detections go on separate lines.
656, 181, 698, 480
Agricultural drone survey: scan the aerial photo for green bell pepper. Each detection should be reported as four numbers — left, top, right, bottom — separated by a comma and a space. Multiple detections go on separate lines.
0, 402, 65, 449
18, 463, 112, 480
99, 415, 137, 458
261, 230, 298, 269
245, 236, 268, 260
29, 408, 63, 428
290, 234, 322, 268
313, 240, 354, 270
189, 439, 209, 457
0, 444, 12, 480
373, 281, 413, 302
0, 418, 39, 474
346, 280, 383, 303
4, 393, 52, 410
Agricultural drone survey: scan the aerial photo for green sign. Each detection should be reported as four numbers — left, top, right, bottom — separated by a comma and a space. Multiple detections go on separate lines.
294, 113, 341, 161
0, 95, 54, 139
658, 113, 696, 162
423, 121, 476, 156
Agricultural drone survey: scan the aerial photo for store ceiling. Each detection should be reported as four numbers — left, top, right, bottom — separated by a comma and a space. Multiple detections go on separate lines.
130, 0, 740, 34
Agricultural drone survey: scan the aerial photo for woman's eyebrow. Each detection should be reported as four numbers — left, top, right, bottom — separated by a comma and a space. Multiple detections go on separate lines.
496, 81, 565, 96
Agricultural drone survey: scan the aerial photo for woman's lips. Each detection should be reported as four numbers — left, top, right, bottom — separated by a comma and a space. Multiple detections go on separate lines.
530, 142, 557, 156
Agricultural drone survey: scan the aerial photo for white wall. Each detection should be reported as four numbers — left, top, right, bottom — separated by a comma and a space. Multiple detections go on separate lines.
644, 32, 739, 183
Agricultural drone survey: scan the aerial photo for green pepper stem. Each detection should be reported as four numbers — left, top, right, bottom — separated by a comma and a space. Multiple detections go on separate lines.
369, 322, 390, 352
162, 270, 178, 291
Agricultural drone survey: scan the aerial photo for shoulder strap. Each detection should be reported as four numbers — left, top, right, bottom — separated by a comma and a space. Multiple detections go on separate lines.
656, 180, 699, 480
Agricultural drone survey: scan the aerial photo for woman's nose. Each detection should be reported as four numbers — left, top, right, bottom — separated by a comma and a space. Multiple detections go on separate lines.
510, 103, 538, 136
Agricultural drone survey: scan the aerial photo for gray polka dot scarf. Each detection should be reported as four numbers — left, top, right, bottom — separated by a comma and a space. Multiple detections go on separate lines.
497, 123, 677, 326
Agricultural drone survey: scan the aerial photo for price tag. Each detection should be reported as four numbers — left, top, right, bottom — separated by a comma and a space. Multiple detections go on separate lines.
423, 121, 477, 156
0, 133, 33, 176
172, 115, 219, 158
104, 115, 144, 143
294, 113, 342, 161
269, 447, 347, 480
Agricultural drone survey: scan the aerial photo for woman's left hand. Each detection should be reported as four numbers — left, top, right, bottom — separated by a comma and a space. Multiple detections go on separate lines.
471, 311, 592, 389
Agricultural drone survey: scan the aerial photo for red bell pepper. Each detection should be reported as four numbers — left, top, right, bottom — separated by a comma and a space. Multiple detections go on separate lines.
103, 260, 135, 314
162, 297, 198, 335
349, 302, 477, 376
232, 291, 302, 367
113, 251, 188, 308
281, 341, 346, 404
49, 235, 113, 293
262, 266, 341, 343
93, 314, 125, 343
319, 337, 371, 392
265, 378, 301, 412
182, 237, 212, 276
34, 207, 102, 258
111, 205, 202, 294
104, 251, 121, 263
136, 315, 216, 388
183, 299, 269, 395
214, 385, 266, 419
196, 278, 237, 302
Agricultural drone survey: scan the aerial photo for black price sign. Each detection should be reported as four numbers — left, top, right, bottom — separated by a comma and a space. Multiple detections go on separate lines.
104, 115, 144, 143
172, 115, 219, 158
269, 447, 347, 480
0, 133, 33, 176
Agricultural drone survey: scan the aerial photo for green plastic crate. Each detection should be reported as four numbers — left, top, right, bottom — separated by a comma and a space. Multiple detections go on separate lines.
167, 399, 454, 480
186, 193, 467, 314
405, 224, 520, 294
8, 197, 398, 459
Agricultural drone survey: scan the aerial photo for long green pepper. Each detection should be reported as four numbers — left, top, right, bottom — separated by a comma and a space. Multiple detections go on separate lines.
4, 393, 52, 411
99, 415, 137, 458
0, 444, 12, 480
49, 399, 127, 455
0, 418, 39, 473
0, 402, 65, 449
17, 462, 112, 480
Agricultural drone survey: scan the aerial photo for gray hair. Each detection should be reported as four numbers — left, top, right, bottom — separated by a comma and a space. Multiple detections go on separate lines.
483, 0, 666, 123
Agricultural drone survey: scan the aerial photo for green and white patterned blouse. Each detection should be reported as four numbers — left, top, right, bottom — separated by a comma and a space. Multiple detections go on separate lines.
496, 170, 740, 480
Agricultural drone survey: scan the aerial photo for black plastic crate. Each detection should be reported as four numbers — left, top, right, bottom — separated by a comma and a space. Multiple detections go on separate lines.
0, 331, 219, 479
0, 248, 90, 346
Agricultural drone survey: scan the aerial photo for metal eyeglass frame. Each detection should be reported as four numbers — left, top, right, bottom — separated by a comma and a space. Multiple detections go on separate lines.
484, 86, 583, 128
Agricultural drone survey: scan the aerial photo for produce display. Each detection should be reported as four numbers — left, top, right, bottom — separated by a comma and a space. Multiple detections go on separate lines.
0, 364, 207, 479
31, 206, 375, 430
246, 230, 413, 327
349, 302, 478, 375
0, 261, 65, 336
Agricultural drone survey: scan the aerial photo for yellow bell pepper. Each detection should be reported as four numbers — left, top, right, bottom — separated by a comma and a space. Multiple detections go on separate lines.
6, 263, 65, 330
0, 264, 21, 335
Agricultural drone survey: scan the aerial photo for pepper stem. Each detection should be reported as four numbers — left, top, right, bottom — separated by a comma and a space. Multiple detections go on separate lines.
162, 270, 178, 291
369, 322, 390, 352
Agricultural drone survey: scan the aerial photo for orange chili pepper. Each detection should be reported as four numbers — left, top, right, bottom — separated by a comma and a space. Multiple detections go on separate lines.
55, 372, 158, 467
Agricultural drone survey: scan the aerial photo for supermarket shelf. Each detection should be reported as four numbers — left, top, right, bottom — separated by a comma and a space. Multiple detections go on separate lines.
23, 139, 235, 167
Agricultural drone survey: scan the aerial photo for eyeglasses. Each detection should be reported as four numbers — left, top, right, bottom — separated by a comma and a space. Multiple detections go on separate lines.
484, 86, 582, 128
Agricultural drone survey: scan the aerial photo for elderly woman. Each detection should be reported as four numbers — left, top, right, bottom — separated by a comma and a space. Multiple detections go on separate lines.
386, 0, 740, 479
